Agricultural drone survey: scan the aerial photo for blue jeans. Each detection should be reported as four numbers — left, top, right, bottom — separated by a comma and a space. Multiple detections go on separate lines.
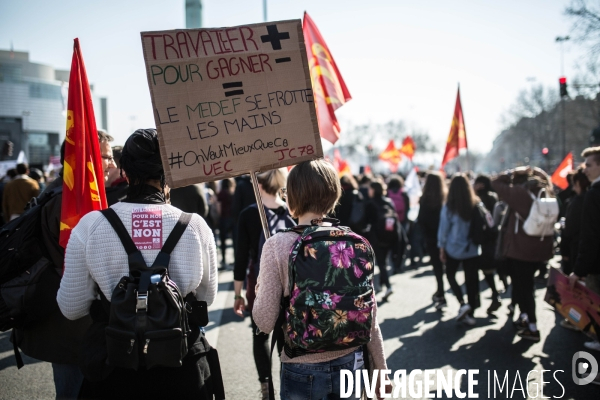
280, 349, 364, 400
51, 363, 83, 400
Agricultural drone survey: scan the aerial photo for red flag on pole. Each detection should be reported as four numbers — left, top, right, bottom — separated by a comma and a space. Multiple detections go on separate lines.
60, 39, 107, 249
441, 88, 468, 168
400, 136, 416, 160
379, 140, 402, 172
551, 152, 573, 190
303, 12, 351, 145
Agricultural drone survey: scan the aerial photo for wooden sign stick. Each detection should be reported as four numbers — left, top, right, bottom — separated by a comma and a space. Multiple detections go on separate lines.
250, 171, 271, 241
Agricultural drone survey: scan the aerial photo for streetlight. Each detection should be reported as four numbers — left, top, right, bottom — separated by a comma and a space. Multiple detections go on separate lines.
555, 36, 570, 76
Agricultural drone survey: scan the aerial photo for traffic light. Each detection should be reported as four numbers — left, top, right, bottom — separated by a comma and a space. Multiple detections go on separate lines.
542, 147, 549, 158
559, 77, 568, 97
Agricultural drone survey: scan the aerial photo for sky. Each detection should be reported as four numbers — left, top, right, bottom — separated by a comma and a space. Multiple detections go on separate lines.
0, 0, 586, 156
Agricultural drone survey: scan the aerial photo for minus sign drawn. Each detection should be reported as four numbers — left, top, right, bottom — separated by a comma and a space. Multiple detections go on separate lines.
224, 90, 244, 97
275, 57, 292, 63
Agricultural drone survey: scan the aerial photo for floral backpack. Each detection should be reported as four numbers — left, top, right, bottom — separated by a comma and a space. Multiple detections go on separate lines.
281, 219, 375, 358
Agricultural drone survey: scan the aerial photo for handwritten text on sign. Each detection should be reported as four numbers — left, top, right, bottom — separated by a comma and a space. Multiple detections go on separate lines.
141, 20, 322, 188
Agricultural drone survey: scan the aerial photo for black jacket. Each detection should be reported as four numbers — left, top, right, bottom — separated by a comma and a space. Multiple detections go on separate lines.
574, 181, 600, 277
418, 202, 442, 245
560, 193, 585, 261
12, 176, 92, 364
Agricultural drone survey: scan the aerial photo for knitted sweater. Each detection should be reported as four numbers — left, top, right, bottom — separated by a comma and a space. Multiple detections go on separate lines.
253, 231, 388, 369
58, 202, 218, 320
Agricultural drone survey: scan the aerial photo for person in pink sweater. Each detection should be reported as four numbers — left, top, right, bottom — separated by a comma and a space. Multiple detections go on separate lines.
253, 159, 390, 399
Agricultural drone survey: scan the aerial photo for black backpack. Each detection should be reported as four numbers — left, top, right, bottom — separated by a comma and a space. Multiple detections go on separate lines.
468, 202, 496, 246
255, 205, 296, 277
0, 186, 63, 333
100, 208, 199, 370
373, 199, 399, 246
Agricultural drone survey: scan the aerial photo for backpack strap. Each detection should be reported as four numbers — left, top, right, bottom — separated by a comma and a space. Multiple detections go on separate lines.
100, 208, 138, 255
152, 212, 192, 268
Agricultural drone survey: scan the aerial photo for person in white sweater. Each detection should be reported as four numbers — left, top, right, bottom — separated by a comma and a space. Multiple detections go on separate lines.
57, 128, 218, 399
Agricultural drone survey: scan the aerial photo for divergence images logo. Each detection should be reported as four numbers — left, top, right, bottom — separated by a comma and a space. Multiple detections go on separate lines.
572, 351, 598, 385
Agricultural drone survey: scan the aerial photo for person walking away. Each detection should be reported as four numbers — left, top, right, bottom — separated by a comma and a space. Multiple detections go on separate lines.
437, 174, 482, 326
253, 160, 390, 399
418, 172, 447, 310
57, 129, 219, 399
334, 174, 366, 234
569, 147, 600, 361
2, 163, 40, 221
365, 180, 399, 301
233, 169, 290, 399
492, 167, 555, 342
217, 178, 235, 269
387, 175, 410, 273
473, 174, 502, 314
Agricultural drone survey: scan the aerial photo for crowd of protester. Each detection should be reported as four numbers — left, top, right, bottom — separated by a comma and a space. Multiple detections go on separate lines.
2, 133, 600, 397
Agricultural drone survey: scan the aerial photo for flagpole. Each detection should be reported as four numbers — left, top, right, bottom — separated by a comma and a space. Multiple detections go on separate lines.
250, 171, 271, 241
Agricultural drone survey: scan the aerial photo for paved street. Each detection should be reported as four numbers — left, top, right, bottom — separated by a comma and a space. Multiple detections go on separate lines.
1, 253, 599, 399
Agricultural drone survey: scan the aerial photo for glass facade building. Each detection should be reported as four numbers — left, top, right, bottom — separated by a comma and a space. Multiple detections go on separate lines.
0, 49, 107, 168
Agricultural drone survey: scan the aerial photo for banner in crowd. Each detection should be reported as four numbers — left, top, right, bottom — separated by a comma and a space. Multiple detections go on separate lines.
441, 87, 468, 168
379, 140, 402, 172
400, 136, 416, 160
60, 39, 107, 249
303, 12, 351, 145
141, 20, 322, 188
545, 267, 600, 341
551, 152, 573, 190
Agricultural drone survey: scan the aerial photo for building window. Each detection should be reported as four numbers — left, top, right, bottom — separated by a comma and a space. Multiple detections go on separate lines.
29, 82, 62, 100
0, 64, 22, 83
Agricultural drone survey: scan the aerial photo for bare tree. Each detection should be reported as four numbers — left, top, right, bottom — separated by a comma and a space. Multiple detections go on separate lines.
565, 0, 600, 57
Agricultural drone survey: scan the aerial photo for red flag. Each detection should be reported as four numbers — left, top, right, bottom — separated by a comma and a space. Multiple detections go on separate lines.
400, 136, 416, 160
333, 149, 351, 176
441, 88, 468, 168
379, 140, 402, 172
303, 12, 351, 145
379, 140, 402, 165
552, 152, 573, 190
60, 39, 107, 249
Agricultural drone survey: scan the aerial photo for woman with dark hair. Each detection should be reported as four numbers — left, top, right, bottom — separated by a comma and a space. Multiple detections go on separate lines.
418, 172, 447, 309
437, 174, 481, 325
58, 129, 219, 398
365, 180, 398, 300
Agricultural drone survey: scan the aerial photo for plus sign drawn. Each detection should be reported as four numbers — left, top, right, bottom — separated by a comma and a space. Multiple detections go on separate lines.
261, 25, 290, 50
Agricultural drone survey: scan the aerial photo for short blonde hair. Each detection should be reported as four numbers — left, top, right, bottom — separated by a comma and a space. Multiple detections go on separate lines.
287, 159, 341, 218
257, 168, 287, 196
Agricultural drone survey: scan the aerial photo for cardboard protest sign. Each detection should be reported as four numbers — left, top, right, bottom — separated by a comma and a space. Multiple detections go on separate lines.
545, 268, 600, 340
141, 20, 322, 188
